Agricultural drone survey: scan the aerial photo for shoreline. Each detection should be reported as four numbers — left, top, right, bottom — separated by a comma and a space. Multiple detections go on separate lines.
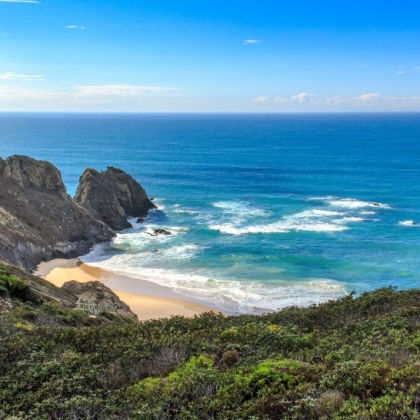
35, 258, 221, 321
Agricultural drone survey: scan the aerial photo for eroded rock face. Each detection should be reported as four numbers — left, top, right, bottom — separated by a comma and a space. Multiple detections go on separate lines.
61, 280, 138, 321
75, 167, 156, 231
1, 155, 66, 193
0, 156, 115, 272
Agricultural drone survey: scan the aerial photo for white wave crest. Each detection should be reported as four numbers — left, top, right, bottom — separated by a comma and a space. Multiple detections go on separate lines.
212, 201, 271, 217
328, 198, 390, 209
209, 220, 347, 235
208, 208, 365, 235
399, 220, 418, 227
312, 209, 345, 216
332, 217, 365, 224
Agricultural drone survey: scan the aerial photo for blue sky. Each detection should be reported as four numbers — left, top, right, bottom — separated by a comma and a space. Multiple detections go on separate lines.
0, 0, 419, 111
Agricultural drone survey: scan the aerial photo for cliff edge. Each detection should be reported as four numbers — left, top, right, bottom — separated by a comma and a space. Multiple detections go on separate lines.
0, 156, 115, 271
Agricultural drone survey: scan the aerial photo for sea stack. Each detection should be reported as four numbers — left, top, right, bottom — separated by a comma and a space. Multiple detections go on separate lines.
75, 167, 156, 231
0, 156, 115, 271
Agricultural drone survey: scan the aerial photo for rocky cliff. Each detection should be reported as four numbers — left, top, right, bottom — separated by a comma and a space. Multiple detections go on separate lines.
0, 156, 115, 271
75, 167, 156, 230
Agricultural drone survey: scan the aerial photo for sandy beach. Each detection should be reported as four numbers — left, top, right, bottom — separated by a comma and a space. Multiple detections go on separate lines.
35, 258, 218, 321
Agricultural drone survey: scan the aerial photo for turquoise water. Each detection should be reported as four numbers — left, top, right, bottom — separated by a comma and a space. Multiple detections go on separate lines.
1, 113, 420, 312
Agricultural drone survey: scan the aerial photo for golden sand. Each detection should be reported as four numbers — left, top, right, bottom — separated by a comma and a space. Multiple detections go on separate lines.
36, 258, 216, 321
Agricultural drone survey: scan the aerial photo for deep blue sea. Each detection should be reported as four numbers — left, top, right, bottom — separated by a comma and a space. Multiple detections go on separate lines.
1, 113, 420, 313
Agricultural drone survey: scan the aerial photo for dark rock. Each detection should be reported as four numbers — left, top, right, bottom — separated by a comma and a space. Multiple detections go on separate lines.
0, 156, 115, 272
137, 218, 146, 223
2, 155, 66, 194
147, 228, 172, 237
75, 167, 156, 231
61, 280, 138, 321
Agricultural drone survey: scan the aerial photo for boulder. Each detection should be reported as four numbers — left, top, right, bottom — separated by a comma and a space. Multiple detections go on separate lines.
0, 156, 115, 272
147, 228, 172, 237
75, 167, 156, 231
61, 280, 138, 321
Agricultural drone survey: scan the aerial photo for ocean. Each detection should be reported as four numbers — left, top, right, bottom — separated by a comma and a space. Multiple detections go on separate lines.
1, 113, 419, 313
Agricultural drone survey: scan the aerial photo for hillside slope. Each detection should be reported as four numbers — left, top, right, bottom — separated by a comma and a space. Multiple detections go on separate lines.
2, 287, 420, 419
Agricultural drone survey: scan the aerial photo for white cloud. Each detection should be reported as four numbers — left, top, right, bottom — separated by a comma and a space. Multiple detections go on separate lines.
0, 0, 39, 3
253, 96, 270, 103
0, 72, 45, 80
272, 93, 318, 104
414, 67, 420, 71
65, 25, 85, 29
358, 93, 380, 101
252, 92, 420, 110
74, 84, 179, 99
291, 92, 316, 103
244, 39, 261, 44
397, 70, 408, 74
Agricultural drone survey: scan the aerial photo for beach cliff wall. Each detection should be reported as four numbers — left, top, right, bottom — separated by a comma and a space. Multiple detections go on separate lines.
0, 155, 154, 272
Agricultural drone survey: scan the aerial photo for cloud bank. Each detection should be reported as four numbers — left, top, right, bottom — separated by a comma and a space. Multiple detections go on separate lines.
252, 92, 420, 110
0, 84, 419, 112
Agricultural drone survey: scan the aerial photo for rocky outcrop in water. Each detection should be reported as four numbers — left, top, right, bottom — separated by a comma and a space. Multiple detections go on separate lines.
75, 167, 156, 231
61, 280, 138, 321
0, 156, 115, 272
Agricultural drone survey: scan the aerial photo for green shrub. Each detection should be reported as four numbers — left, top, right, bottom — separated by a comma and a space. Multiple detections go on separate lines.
0, 274, 28, 297
222, 350, 239, 367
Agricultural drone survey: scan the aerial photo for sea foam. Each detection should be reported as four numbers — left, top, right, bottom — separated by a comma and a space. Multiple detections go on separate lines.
399, 220, 418, 227
328, 198, 390, 209
208, 207, 362, 235
81, 247, 348, 313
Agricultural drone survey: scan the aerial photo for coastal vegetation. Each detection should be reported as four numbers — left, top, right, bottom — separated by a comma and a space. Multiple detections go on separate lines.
2, 268, 420, 419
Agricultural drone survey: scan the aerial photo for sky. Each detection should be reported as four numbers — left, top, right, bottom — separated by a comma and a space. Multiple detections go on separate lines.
0, 0, 419, 112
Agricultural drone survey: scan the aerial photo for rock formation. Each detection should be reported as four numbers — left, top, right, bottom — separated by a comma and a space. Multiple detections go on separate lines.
0, 156, 115, 272
61, 280, 138, 321
75, 167, 156, 231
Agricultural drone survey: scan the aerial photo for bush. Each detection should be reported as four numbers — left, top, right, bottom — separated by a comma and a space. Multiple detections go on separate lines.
2, 287, 420, 418
0, 274, 28, 297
